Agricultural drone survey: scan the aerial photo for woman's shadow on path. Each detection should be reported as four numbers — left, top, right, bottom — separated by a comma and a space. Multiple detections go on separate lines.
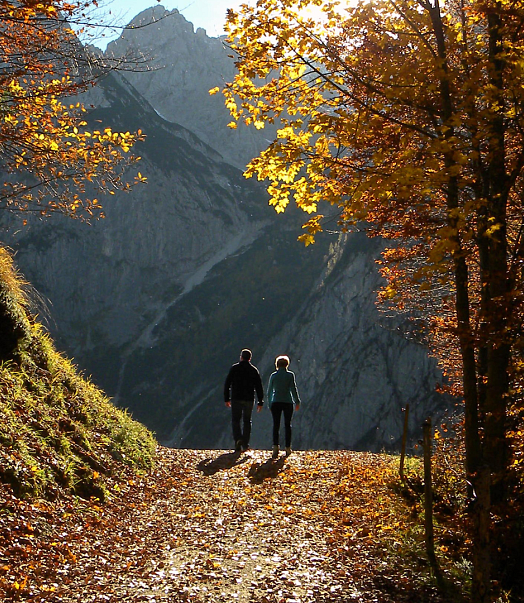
247, 456, 287, 483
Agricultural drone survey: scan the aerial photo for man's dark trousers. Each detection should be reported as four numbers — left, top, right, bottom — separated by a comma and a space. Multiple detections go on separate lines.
231, 399, 253, 449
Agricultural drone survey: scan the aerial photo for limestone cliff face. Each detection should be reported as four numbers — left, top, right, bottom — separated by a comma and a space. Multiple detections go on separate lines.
167, 232, 448, 452
2, 19, 452, 453
4, 71, 271, 380
256, 234, 447, 451
104, 5, 277, 169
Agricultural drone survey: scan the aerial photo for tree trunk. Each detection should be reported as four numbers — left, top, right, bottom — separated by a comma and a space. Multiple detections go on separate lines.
429, 4, 489, 601
471, 466, 491, 603
428, 0, 482, 482
483, 8, 510, 499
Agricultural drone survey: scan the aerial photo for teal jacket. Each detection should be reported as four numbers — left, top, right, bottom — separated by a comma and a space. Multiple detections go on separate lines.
267, 368, 301, 406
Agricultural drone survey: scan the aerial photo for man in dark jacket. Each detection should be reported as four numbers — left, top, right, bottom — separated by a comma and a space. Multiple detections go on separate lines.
224, 348, 264, 452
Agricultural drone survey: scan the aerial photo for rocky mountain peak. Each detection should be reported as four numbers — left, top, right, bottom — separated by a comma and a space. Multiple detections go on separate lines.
104, 5, 277, 169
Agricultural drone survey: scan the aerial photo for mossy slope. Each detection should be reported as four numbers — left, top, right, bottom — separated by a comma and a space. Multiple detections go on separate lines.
0, 247, 156, 500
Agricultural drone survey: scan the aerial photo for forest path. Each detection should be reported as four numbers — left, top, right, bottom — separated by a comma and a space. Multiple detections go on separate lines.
1, 448, 446, 602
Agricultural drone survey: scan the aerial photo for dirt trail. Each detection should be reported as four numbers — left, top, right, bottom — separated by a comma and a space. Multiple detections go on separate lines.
1, 448, 445, 602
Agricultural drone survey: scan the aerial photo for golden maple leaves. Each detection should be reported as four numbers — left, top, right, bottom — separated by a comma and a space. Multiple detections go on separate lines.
218, 0, 524, 244
218, 19, 524, 594
0, 0, 144, 220
216, 0, 524, 392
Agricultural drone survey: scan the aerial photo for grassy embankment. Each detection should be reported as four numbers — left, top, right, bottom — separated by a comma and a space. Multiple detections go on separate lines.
0, 246, 156, 500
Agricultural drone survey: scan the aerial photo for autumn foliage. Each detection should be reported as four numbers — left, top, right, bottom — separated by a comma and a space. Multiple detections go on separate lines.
0, 0, 144, 219
217, 0, 524, 599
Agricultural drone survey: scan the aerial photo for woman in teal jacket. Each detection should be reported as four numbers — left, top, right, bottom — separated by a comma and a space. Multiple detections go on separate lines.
267, 355, 301, 458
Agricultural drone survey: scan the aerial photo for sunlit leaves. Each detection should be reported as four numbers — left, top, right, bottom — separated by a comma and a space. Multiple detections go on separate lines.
0, 0, 145, 220
219, 0, 524, 412
0, 448, 442, 601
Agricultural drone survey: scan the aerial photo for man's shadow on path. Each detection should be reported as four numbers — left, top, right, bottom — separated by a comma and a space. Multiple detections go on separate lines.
247, 456, 287, 483
196, 451, 249, 476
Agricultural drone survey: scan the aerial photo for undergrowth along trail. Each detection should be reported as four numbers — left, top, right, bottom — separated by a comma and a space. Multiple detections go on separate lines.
1, 448, 451, 602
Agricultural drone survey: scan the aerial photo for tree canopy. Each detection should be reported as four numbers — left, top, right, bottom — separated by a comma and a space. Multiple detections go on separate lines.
0, 0, 145, 220
218, 0, 524, 599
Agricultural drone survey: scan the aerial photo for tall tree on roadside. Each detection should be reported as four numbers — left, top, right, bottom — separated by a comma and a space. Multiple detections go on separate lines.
216, 0, 524, 599
0, 0, 145, 220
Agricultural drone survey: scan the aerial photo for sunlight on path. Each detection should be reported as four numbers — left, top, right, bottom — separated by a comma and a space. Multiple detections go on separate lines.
100, 449, 392, 603
155, 452, 365, 602
3, 448, 445, 602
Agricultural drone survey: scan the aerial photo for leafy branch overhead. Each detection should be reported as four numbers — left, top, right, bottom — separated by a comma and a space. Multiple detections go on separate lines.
220, 0, 524, 249
0, 0, 146, 220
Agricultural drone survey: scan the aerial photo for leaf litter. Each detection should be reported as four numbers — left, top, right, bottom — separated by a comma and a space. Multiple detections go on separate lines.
1, 448, 448, 602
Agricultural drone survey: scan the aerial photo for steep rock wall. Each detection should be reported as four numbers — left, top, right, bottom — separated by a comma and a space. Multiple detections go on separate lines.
170, 233, 448, 451
2, 72, 272, 390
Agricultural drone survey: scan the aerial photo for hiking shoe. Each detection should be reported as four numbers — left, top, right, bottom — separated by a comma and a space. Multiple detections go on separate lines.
235, 440, 242, 452
285, 447, 292, 456
272, 445, 279, 459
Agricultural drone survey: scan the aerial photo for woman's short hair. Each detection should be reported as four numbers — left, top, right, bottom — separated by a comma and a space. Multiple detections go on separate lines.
275, 355, 290, 368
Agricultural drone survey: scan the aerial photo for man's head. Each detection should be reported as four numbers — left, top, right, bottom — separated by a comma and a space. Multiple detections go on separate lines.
276, 355, 290, 369
240, 349, 252, 361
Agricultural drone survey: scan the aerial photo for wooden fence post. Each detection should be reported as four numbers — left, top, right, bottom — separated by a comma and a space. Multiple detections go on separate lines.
423, 418, 438, 571
399, 403, 410, 480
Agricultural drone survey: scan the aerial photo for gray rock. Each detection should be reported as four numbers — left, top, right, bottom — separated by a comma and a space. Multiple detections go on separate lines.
105, 5, 278, 169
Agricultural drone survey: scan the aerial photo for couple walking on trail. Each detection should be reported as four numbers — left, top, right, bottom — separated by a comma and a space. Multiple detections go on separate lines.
224, 348, 301, 458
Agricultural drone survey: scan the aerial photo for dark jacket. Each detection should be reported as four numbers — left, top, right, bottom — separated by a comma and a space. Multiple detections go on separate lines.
224, 360, 264, 404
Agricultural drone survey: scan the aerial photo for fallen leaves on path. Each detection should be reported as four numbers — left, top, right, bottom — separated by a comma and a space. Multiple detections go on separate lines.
1, 448, 449, 602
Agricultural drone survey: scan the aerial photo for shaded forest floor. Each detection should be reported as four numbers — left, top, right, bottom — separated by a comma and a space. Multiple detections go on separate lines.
1, 448, 461, 602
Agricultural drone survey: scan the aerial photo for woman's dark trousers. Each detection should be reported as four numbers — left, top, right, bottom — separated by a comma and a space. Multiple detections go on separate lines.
270, 402, 294, 447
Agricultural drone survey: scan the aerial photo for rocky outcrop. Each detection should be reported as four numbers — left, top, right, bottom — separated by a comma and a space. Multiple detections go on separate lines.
258, 234, 447, 451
